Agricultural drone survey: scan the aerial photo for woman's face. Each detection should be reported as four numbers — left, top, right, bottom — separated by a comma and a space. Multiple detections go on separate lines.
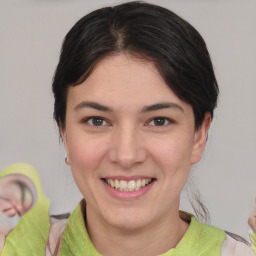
62, 54, 210, 231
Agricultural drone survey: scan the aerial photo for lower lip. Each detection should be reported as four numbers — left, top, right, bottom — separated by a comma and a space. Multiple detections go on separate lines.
102, 180, 155, 200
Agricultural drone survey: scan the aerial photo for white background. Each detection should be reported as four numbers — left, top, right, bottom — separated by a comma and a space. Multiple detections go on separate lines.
0, 0, 255, 240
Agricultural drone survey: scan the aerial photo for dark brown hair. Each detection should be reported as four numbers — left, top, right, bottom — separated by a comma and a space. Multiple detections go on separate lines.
52, 1, 218, 131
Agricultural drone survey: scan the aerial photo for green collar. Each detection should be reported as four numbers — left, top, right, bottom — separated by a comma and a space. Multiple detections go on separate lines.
60, 203, 225, 256
161, 216, 225, 255
60, 202, 101, 256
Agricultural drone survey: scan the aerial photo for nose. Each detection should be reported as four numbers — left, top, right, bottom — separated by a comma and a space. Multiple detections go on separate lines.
108, 126, 147, 169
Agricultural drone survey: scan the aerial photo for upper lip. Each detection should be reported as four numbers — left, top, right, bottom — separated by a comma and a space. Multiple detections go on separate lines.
102, 176, 155, 181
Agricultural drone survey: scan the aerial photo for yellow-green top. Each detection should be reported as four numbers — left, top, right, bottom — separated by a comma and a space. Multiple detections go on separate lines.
60, 203, 225, 256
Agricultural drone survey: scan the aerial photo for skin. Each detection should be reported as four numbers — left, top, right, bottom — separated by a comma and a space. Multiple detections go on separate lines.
61, 53, 211, 256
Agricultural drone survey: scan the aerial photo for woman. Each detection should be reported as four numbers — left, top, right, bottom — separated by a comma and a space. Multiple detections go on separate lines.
50, 1, 254, 255
1, 1, 253, 255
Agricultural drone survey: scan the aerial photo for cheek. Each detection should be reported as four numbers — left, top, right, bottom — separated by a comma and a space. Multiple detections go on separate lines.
68, 134, 109, 175
149, 135, 194, 196
67, 136, 110, 201
150, 135, 194, 171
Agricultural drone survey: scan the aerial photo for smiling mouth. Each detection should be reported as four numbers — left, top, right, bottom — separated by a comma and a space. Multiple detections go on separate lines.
103, 178, 155, 192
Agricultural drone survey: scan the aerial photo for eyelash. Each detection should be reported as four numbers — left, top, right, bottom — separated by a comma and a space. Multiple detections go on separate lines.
82, 116, 173, 128
82, 116, 109, 127
147, 117, 173, 127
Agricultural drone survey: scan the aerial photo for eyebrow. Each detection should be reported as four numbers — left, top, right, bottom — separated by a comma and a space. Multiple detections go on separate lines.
74, 101, 184, 113
74, 101, 112, 112
141, 102, 184, 113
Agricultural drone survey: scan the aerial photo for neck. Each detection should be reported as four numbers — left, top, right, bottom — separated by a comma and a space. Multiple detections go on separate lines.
85, 205, 189, 256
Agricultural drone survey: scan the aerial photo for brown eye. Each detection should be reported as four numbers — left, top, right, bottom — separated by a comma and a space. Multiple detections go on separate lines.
151, 117, 170, 126
148, 117, 172, 127
87, 117, 107, 126
153, 118, 166, 126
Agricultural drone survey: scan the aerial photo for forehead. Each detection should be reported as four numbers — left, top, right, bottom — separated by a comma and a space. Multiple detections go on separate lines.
66, 54, 191, 113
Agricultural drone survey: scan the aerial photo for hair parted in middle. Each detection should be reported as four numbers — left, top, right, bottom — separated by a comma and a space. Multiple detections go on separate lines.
52, 1, 219, 132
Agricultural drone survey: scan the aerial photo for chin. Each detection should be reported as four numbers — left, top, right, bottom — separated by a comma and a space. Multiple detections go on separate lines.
108, 217, 147, 231
102, 207, 154, 232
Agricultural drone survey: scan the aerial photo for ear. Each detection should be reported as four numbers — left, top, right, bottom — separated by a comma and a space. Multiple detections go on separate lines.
191, 112, 211, 164
59, 126, 70, 165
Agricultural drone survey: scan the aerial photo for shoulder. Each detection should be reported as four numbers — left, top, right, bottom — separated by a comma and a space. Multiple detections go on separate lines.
221, 232, 254, 256
180, 213, 254, 256
46, 215, 69, 256
47, 210, 255, 256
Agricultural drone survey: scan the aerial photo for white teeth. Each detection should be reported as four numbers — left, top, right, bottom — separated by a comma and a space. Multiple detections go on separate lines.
119, 180, 127, 190
105, 178, 153, 192
110, 179, 115, 187
115, 179, 120, 189
128, 180, 136, 191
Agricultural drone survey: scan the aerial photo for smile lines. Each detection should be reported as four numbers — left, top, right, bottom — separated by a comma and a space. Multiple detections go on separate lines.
104, 178, 154, 192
